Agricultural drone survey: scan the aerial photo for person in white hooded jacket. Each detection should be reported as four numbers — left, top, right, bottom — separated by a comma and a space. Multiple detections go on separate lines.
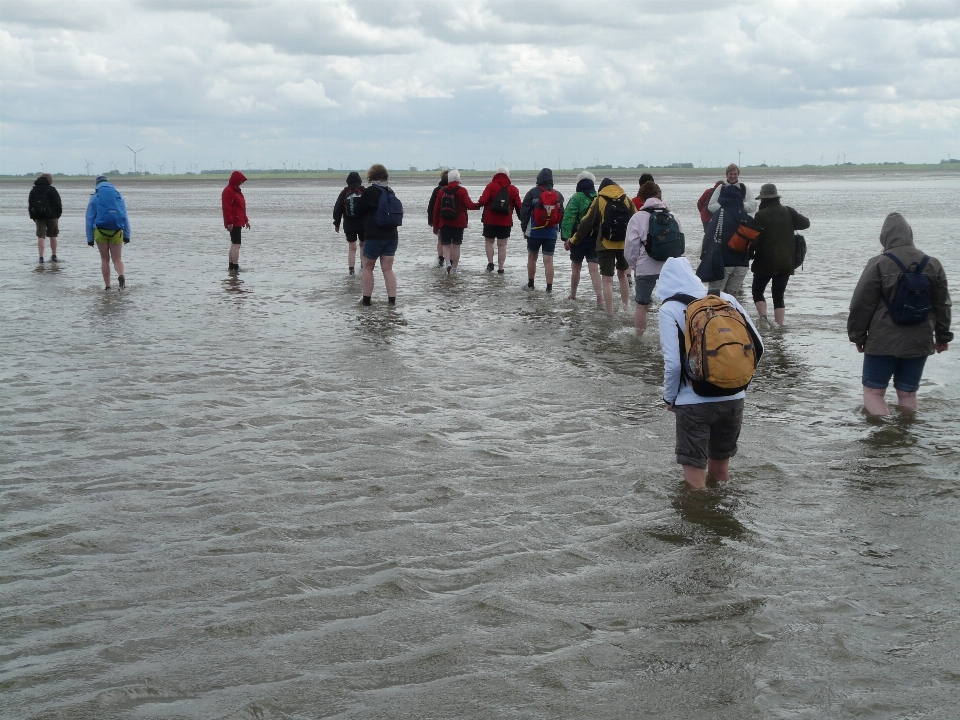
657, 257, 764, 489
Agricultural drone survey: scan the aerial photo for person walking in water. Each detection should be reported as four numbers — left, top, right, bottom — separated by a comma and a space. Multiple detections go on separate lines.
222, 170, 250, 273
356, 164, 400, 305
570, 178, 635, 314
704, 163, 757, 295
477, 166, 521, 273
561, 170, 601, 305
29, 173, 62, 264
750, 183, 810, 328
520, 168, 565, 292
427, 170, 448, 267
847, 212, 951, 416
85, 175, 130, 290
333, 171, 365, 275
432, 169, 480, 276
657, 257, 763, 489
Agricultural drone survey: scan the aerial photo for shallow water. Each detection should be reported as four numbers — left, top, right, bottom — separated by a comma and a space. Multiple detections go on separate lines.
2, 172, 959, 719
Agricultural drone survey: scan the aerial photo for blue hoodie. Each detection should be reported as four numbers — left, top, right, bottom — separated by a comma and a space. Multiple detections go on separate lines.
85, 181, 131, 244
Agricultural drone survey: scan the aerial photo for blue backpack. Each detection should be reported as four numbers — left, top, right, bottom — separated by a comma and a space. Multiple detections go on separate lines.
883, 253, 932, 325
95, 185, 125, 231
373, 185, 403, 227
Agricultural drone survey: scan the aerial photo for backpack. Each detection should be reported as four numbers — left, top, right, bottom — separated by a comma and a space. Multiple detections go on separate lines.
882, 253, 932, 325
666, 293, 760, 396
642, 208, 685, 261
794, 233, 807, 269
532, 189, 561, 229
94, 185, 125, 231
343, 188, 362, 219
490, 185, 511, 214
600, 195, 631, 242
438, 186, 459, 220
31, 187, 52, 219
373, 185, 403, 227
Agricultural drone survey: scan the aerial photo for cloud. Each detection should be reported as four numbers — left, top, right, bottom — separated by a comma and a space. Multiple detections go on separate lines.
276, 79, 339, 108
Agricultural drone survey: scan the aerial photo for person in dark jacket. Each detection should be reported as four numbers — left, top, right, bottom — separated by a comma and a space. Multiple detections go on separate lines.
519, 168, 565, 292
432, 169, 480, 276
355, 164, 398, 306
427, 171, 448, 267
477, 166, 522, 273
702, 164, 757, 295
848, 213, 951, 416
222, 170, 250, 273
750, 184, 810, 327
29, 174, 63, 263
333, 171, 365, 275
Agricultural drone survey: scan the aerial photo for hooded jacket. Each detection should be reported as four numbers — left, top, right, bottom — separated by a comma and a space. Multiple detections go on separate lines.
356, 183, 399, 241
427, 179, 445, 225
85, 181, 131, 244
750, 198, 810, 277
624, 197, 682, 275
561, 173, 597, 242
28, 175, 62, 220
847, 213, 952, 357
520, 168, 565, 239
222, 171, 248, 228
432, 181, 481, 231
333, 171, 365, 234
570, 179, 636, 250
656, 257, 763, 406
477, 172, 522, 227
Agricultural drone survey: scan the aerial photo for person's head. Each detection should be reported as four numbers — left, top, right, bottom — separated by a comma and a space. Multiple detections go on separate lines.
439, 170, 449, 184
447, 169, 461, 184
41, 173, 53, 184
755, 183, 780, 202
346, 171, 362, 187
367, 163, 388, 183
638, 172, 654, 187
95, 174, 109, 186
638, 181, 661, 203
726, 163, 740, 184
598, 177, 615, 192
497, 165, 510, 178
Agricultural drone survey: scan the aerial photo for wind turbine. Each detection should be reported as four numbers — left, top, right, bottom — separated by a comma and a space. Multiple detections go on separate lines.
84, 160, 93, 176
126, 145, 146, 175
171, 161, 176, 175
737, 148, 742, 167
157, 162, 165, 175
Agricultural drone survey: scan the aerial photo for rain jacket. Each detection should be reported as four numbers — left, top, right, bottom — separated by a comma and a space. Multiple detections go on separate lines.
561, 176, 597, 242
356, 184, 399, 241
427, 180, 444, 225
477, 173, 522, 227
28, 176, 62, 220
85, 181, 130, 244
697, 182, 722, 224
624, 197, 682, 276
520, 168, 565, 240
333, 171, 365, 234
432, 181, 480, 231
570, 179, 636, 250
750, 198, 810, 277
222, 171, 248, 228
847, 213, 952, 357
657, 257, 763, 406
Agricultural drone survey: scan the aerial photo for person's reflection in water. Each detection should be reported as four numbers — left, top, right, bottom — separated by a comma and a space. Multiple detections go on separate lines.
671, 485, 748, 542
221, 275, 251, 303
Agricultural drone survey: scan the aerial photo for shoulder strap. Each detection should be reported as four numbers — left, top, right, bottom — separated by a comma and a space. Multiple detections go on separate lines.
883, 253, 908, 273
664, 293, 697, 306
917, 255, 930, 273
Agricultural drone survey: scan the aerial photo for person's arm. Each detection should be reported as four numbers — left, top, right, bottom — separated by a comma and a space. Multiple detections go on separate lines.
332, 188, 345, 229
28, 188, 36, 219
570, 196, 599, 245
624, 212, 644, 269
511, 186, 522, 220
742, 185, 758, 214
560, 194, 580, 241
658, 303, 683, 405
848, 260, 882, 349
119, 195, 131, 240
85, 196, 96, 245
519, 189, 534, 233
931, 264, 953, 347
222, 188, 232, 228
706, 185, 722, 213
460, 187, 481, 211
477, 183, 492, 207
51, 188, 63, 218
789, 206, 810, 231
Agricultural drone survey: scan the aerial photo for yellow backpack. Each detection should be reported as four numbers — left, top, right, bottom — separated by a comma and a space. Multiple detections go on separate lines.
667, 293, 761, 396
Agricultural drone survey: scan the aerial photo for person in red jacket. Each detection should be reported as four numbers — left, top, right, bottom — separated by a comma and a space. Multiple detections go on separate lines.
697, 180, 723, 231
631, 173, 655, 209
431, 168, 480, 275
222, 171, 250, 273
477, 166, 522, 273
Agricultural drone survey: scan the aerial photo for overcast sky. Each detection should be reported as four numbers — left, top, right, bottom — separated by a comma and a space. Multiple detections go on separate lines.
1, 0, 958, 175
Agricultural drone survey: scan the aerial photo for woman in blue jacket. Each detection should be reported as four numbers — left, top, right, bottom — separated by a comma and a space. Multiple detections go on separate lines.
85, 175, 131, 290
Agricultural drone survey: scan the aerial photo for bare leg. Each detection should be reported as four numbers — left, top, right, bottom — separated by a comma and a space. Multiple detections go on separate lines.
109, 243, 124, 278
37, 237, 45, 258
544, 255, 554, 287
450, 244, 461, 269
602, 276, 614, 316
361, 256, 377, 297
863, 386, 890, 416
706, 458, 730, 482
380, 255, 397, 297
570, 262, 582, 299
97, 243, 111, 286
527, 252, 538, 284
228, 244, 240, 266
755, 300, 768, 319
348, 241, 357, 269
485, 238, 494, 264
587, 261, 602, 305
682, 465, 707, 490
617, 268, 630, 309
634, 304, 649, 336
497, 239, 507, 270
774, 307, 786, 326
50, 237, 57, 257
442, 243, 452, 269
895, 389, 918, 412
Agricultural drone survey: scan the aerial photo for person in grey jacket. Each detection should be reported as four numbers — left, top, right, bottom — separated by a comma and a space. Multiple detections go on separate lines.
848, 212, 951, 416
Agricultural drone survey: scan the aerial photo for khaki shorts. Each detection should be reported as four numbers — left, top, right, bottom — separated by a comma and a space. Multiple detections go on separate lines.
35, 218, 59, 238
94, 228, 124, 245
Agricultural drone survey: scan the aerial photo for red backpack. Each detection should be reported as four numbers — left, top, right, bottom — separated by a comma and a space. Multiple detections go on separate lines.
532, 189, 561, 229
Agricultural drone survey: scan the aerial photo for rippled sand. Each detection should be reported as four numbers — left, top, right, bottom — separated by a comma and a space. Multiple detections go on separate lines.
2, 172, 959, 719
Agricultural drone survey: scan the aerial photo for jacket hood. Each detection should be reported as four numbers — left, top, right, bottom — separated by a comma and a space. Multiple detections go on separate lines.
655, 257, 708, 304
575, 177, 596, 195
346, 171, 362, 188
880, 212, 914, 251
641, 197, 667, 211
491, 172, 511, 187
228, 170, 247, 187
34, 175, 51, 186
598, 180, 626, 199
536, 168, 554, 188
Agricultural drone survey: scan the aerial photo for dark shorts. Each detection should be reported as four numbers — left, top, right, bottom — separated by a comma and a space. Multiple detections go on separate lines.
634, 274, 659, 305
674, 399, 744, 469
35, 218, 59, 238
440, 227, 464, 246
230, 226, 242, 245
363, 238, 398, 259
862, 354, 927, 393
483, 224, 511, 240
596, 248, 628, 277
526, 236, 557, 255
569, 237, 598, 265
346, 230, 365, 244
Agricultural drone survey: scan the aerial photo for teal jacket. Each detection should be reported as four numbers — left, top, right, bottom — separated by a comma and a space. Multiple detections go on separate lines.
561, 191, 597, 241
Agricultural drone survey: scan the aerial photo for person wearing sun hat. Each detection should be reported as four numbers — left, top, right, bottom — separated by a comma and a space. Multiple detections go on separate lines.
750, 183, 810, 327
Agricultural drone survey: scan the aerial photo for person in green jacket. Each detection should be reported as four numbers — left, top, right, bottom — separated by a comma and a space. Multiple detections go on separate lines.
750, 184, 810, 327
561, 171, 601, 305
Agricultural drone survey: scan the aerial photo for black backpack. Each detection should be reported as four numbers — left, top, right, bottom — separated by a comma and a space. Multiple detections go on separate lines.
643, 208, 685, 261
490, 185, 511, 214
439, 186, 459, 220
343, 189, 362, 219
883, 253, 932, 325
601, 195, 630, 242
31, 187, 52, 219
793, 233, 807, 269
